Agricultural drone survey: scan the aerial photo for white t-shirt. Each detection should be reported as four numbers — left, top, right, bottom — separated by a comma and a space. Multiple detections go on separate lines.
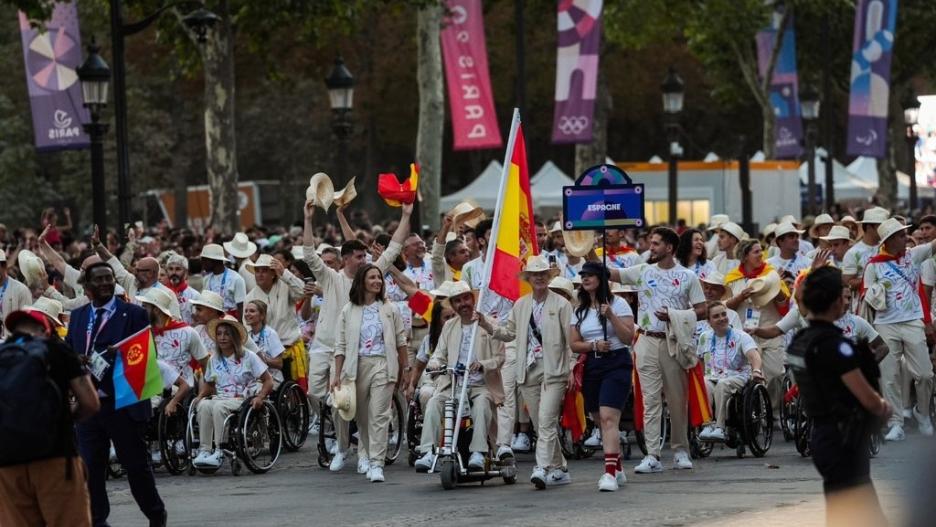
359, 302, 386, 357
154, 325, 208, 387
204, 349, 268, 399
767, 253, 810, 279
695, 309, 742, 344
462, 257, 513, 322
574, 296, 634, 351
842, 240, 878, 277
203, 269, 247, 312
175, 286, 200, 325
157, 359, 180, 391
798, 239, 814, 259
457, 323, 484, 386
527, 298, 546, 365
697, 328, 758, 381
249, 325, 286, 384
617, 263, 705, 332
863, 245, 932, 325
689, 260, 716, 282
776, 305, 880, 342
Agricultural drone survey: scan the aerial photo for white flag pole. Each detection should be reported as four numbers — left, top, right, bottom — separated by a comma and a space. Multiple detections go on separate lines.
449, 108, 521, 459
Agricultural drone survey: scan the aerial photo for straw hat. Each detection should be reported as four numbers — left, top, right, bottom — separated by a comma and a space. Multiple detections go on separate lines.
136, 287, 176, 318
840, 215, 859, 229
549, 221, 562, 234
207, 315, 248, 345
307, 172, 336, 212
223, 233, 257, 259
707, 214, 730, 232
27, 297, 64, 327
199, 243, 227, 262
700, 271, 730, 300
808, 214, 835, 238
719, 222, 748, 242
245, 253, 276, 274
562, 230, 596, 257
761, 223, 778, 238
820, 225, 853, 243
774, 222, 804, 239
436, 280, 478, 309
17, 249, 45, 288
748, 272, 783, 308
521, 255, 559, 279
329, 381, 356, 422
860, 207, 889, 224
548, 276, 574, 299
290, 245, 304, 261
779, 215, 800, 227
877, 218, 911, 244
333, 177, 357, 208
449, 201, 485, 231
190, 291, 225, 314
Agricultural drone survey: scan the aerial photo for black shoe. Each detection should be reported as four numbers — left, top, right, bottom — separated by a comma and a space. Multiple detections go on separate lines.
149, 510, 167, 527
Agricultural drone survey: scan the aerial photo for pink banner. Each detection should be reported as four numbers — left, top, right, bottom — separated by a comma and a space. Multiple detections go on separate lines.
440, 0, 502, 150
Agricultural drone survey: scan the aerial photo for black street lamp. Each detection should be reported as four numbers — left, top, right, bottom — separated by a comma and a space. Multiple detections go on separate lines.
661, 66, 684, 226
109, 0, 218, 228
800, 85, 820, 216
903, 89, 921, 212
324, 55, 355, 186
77, 40, 111, 231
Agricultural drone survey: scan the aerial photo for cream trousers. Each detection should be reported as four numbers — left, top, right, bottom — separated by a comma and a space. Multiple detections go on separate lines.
518, 360, 567, 470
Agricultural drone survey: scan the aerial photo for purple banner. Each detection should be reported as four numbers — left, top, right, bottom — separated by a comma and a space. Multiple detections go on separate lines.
846, 0, 897, 158
18, 2, 89, 151
756, 13, 803, 159
551, 0, 602, 144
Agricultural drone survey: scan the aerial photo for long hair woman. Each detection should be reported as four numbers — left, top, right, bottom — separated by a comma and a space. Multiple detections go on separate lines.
332, 264, 407, 483
244, 299, 286, 389
569, 261, 635, 492
677, 228, 714, 281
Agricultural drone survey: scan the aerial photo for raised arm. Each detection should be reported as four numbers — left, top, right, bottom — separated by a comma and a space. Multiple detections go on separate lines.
336, 205, 356, 243
374, 203, 413, 273
37, 226, 69, 276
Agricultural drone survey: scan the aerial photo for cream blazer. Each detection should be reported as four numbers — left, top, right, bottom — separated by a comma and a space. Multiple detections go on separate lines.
487, 291, 572, 385
430, 317, 505, 404
334, 300, 407, 383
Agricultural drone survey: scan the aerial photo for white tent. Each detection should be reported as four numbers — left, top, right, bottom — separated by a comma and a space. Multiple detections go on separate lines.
703, 152, 720, 162
750, 150, 766, 162
799, 147, 876, 201
648, 155, 663, 163
530, 161, 575, 208
439, 160, 503, 210
846, 156, 934, 199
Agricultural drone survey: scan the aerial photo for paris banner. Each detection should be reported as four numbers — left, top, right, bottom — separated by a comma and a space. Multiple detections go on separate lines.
440, 0, 502, 150
551, 0, 602, 144
18, 2, 90, 151
755, 12, 803, 159
846, 0, 897, 158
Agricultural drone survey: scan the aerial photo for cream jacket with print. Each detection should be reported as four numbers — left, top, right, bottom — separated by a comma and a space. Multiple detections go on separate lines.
334, 300, 407, 383
430, 317, 505, 404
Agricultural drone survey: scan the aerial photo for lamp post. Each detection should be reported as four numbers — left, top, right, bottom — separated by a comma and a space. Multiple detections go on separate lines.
903, 90, 921, 212
324, 56, 355, 186
661, 66, 684, 226
77, 41, 111, 231
109, 1, 218, 228
800, 85, 820, 216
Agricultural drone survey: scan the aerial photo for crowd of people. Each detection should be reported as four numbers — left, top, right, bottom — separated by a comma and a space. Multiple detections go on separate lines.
0, 191, 931, 526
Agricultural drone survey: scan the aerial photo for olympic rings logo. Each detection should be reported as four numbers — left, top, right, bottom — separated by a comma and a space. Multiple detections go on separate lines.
557, 115, 590, 135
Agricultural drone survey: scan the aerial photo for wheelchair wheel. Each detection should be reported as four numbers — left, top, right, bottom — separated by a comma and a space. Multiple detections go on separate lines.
688, 427, 713, 459
157, 399, 190, 475
742, 383, 773, 457
793, 398, 811, 457
406, 400, 423, 467
236, 400, 283, 474
385, 392, 405, 465
779, 373, 796, 441
869, 430, 881, 458
317, 402, 335, 468
276, 381, 310, 452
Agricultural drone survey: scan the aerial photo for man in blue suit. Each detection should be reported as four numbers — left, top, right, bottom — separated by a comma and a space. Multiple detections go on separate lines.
67, 261, 166, 527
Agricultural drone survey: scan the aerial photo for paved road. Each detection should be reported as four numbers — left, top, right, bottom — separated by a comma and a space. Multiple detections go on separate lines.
106, 432, 923, 526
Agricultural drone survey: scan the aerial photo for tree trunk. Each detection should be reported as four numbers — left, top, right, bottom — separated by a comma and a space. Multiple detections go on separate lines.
171, 81, 188, 228
415, 1, 445, 231
200, 0, 239, 235
874, 88, 902, 210
761, 104, 776, 159
574, 65, 612, 176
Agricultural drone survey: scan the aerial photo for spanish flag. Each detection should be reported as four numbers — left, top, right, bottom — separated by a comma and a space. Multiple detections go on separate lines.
408, 289, 434, 323
487, 110, 538, 302
378, 163, 419, 207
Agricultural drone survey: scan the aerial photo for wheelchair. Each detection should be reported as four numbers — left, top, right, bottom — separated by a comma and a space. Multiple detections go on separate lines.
316, 390, 406, 468
273, 379, 310, 452
699, 380, 774, 458
186, 397, 283, 475
779, 371, 797, 442
558, 389, 661, 461
406, 393, 424, 466
151, 391, 193, 475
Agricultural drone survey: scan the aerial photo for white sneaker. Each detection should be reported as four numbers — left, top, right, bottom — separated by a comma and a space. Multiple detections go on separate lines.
634, 455, 663, 474
496, 445, 514, 460
598, 472, 618, 492
109, 445, 118, 463
547, 468, 572, 487
151, 450, 162, 464
203, 450, 223, 468
511, 433, 532, 451
584, 428, 602, 447
325, 438, 338, 455
708, 426, 727, 442
467, 452, 485, 470
414, 452, 436, 473
357, 456, 371, 475
698, 425, 714, 440
192, 450, 211, 466
615, 470, 626, 486
913, 407, 935, 436
531, 466, 547, 489
673, 450, 693, 470
369, 466, 384, 482
903, 408, 913, 419
884, 424, 906, 442
329, 451, 348, 472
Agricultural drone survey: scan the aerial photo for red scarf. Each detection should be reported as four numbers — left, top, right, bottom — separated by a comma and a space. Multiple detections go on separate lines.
866, 249, 931, 323
153, 319, 189, 337
606, 244, 635, 257
739, 261, 766, 280
166, 280, 189, 296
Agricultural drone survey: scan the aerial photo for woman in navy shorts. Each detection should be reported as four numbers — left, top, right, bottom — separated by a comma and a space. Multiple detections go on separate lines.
569, 261, 635, 492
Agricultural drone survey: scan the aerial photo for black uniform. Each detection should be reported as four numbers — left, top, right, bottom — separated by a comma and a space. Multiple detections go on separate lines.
787, 320, 880, 494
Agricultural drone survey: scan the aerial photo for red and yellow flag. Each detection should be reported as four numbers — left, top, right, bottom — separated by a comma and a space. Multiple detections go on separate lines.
378, 163, 419, 207
408, 290, 434, 322
488, 118, 538, 302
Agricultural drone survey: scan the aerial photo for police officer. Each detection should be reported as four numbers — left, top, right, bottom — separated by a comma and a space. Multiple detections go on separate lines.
786, 266, 891, 527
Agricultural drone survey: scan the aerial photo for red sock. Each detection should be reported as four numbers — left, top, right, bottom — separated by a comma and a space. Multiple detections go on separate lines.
604, 453, 618, 476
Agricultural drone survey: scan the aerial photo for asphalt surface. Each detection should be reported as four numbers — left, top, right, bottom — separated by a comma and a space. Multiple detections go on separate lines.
104, 429, 927, 526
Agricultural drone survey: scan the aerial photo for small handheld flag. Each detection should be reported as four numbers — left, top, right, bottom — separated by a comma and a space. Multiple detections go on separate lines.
112, 326, 163, 409
378, 163, 420, 207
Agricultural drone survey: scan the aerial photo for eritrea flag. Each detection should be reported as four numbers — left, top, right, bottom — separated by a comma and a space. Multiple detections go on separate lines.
112, 326, 163, 409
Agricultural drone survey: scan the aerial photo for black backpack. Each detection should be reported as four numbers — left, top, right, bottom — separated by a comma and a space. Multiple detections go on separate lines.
0, 336, 63, 465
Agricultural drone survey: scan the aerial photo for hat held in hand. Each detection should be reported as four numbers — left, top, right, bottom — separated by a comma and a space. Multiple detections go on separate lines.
307, 172, 336, 212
